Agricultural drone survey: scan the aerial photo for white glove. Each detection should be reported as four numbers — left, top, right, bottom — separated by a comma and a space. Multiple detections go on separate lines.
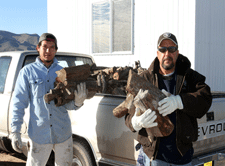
158, 89, 183, 116
131, 108, 158, 131
74, 82, 88, 107
11, 132, 23, 153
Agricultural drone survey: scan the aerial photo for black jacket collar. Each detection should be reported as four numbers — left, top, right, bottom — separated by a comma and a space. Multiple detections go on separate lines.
147, 54, 191, 95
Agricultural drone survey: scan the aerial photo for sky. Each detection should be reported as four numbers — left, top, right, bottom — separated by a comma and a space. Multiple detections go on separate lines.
0, 0, 47, 36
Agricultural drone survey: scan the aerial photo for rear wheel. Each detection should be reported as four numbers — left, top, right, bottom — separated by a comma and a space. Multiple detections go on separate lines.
72, 138, 97, 166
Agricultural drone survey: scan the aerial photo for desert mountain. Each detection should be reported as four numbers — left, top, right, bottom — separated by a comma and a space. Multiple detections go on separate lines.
0, 30, 39, 52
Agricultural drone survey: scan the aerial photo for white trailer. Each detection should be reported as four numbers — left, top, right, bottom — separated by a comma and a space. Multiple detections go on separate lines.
47, 0, 225, 92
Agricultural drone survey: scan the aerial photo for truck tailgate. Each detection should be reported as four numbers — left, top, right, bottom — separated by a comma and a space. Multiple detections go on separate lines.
193, 93, 225, 165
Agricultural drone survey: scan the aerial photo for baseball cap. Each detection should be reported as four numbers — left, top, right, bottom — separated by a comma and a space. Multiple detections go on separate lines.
39, 33, 58, 49
157, 32, 178, 47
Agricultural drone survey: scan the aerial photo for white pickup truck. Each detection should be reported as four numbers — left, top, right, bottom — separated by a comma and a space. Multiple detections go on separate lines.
0, 51, 225, 166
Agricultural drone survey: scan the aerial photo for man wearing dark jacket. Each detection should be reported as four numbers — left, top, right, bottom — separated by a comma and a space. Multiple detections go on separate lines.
125, 32, 212, 166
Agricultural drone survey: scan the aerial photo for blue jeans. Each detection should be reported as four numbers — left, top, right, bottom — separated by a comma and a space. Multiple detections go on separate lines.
136, 147, 192, 166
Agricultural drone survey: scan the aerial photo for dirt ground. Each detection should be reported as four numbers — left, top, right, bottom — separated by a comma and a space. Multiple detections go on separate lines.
1, 150, 225, 166
0, 150, 26, 166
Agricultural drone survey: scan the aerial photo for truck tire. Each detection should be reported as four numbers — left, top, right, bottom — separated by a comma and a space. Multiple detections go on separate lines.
72, 139, 97, 166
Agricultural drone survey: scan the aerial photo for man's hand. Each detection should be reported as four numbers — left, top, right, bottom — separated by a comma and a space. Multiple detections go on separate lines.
11, 132, 23, 153
74, 82, 88, 107
131, 108, 158, 131
158, 89, 183, 116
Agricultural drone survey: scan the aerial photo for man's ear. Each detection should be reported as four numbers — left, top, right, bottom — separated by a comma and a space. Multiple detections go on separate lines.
157, 50, 160, 59
36, 45, 40, 51
176, 50, 179, 58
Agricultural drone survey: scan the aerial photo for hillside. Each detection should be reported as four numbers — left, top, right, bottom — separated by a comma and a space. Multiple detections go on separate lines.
0, 31, 39, 52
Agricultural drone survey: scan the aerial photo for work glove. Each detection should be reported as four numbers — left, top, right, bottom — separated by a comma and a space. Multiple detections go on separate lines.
131, 108, 158, 131
11, 132, 23, 153
74, 82, 88, 107
158, 89, 183, 117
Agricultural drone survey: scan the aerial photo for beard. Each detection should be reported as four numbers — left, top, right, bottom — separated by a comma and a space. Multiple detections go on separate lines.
38, 55, 53, 64
162, 57, 174, 70
44, 60, 53, 63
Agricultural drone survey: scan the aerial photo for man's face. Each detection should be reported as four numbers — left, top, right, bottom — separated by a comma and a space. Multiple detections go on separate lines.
157, 39, 179, 73
36, 40, 57, 66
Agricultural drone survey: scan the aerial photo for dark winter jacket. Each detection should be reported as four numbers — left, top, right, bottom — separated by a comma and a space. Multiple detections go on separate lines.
125, 54, 212, 160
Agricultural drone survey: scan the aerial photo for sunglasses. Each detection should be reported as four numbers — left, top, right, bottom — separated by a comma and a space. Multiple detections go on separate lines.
158, 46, 178, 53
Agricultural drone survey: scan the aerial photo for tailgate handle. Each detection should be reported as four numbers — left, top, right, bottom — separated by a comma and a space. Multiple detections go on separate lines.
206, 112, 214, 121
